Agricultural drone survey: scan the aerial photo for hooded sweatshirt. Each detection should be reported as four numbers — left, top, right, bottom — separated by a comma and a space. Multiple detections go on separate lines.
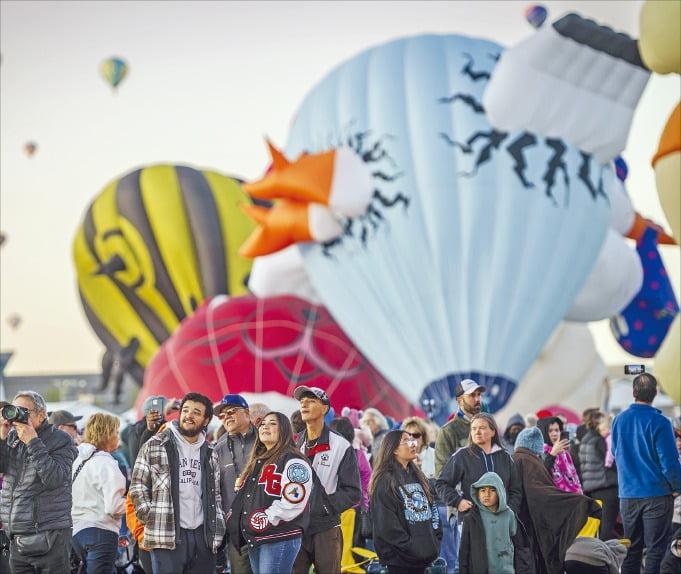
502, 414, 526, 453
71, 442, 126, 536
168, 423, 205, 529
460, 472, 516, 574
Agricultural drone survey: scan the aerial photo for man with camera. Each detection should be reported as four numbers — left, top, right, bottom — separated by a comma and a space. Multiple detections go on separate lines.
0, 391, 77, 573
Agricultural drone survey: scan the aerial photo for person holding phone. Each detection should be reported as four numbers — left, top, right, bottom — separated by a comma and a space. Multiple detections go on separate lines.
536, 417, 582, 494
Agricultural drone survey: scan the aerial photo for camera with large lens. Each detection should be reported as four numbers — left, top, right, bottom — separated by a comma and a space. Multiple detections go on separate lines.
1, 404, 30, 424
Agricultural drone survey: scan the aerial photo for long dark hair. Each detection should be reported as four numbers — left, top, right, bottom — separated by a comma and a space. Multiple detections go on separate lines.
368, 430, 433, 503
537, 416, 563, 446
238, 411, 299, 485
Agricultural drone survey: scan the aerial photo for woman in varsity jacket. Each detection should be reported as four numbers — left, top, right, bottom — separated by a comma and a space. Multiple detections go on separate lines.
227, 411, 312, 574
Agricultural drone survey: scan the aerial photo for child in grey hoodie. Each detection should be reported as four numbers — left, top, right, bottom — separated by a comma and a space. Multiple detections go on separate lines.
459, 471, 516, 574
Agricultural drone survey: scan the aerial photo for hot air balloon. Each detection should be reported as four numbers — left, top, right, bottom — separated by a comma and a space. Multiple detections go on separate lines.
6, 313, 22, 330
484, 13, 651, 163
23, 142, 37, 157
240, 33, 617, 423
138, 294, 422, 421
73, 164, 258, 402
100, 57, 128, 91
525, 4, 548, 29
609, 227, 679, 357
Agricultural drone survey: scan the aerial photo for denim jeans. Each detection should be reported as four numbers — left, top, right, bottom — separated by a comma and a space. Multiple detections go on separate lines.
249, 537, 302, 574
71, 527, 119, 574
151, 525, 215, 574
620, 495, 673, 574
436, 505, 459, 574
9, 528, 72, 574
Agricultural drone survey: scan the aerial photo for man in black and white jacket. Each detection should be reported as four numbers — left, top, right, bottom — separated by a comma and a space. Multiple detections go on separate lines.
292, 385, 361, 574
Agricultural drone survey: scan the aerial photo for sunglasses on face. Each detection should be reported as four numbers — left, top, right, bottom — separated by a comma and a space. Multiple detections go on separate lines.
63, 423, 78, 429
400, 439, 418, 447
218, 408, 243, 419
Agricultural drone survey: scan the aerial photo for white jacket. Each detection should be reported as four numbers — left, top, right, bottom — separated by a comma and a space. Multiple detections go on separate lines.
71, 443, 126, 536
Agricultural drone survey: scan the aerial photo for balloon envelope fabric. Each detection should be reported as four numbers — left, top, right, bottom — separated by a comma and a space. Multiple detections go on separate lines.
73, 164, 257, 376
282, 34, 613, 423
139, 294, 422, 421
610, 227, 679, 357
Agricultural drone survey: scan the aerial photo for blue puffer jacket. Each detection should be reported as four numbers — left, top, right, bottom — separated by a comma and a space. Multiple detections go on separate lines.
0, 421, 77, 536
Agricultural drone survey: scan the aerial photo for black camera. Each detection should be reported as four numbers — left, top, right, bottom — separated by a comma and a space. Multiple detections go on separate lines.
624, 364, 645, 375
1, 404, 30, 424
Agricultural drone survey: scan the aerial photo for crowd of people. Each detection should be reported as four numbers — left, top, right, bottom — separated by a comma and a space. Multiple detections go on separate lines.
0, 372, 680, 574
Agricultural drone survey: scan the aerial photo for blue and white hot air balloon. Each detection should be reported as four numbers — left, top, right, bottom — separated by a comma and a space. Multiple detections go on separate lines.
242, 34, 616, 424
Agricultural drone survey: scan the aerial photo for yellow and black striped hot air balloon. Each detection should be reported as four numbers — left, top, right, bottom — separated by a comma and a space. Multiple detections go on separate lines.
73, 164, 258, 401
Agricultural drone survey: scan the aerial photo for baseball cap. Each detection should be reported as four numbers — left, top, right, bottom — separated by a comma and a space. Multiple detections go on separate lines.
455, 379, 487, 398
214, 394, 249, 415
49, 410, 83, 427
142, 396, 168, 416
293, 385, 330, 405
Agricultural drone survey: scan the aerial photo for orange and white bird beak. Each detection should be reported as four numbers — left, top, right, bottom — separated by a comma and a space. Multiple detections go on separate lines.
238, 200, 342, 258
244, 141, 374, 218
238, 140, 374, 258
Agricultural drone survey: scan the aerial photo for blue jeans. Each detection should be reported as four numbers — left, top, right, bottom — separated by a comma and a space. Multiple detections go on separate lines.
151, 525, 215, 574
620, 495, 673, 574
437, 505, 459, 574
249, 537, 302, 574
9, 528, 72, 574
71, 527, 118, 574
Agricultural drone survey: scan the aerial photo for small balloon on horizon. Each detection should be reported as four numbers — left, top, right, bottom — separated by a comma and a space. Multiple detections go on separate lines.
100, 57, 128, 91
525, 4, 548, 29
23, 141, 37, 157
6, 313, 22, 330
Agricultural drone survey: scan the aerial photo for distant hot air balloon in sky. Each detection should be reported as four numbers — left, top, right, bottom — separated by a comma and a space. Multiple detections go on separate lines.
73, 164, 258, 402
100, 57, 128, 91
525, 4, 548, 29
23, 142, 36, 157
6, 313, 22, 330
240, 33, 617, 423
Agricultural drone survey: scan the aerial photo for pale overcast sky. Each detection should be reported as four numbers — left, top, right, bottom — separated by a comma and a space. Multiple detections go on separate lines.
1, 0, 678, 375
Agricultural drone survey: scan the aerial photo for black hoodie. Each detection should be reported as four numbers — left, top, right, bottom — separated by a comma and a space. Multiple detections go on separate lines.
371, 462, 442, 568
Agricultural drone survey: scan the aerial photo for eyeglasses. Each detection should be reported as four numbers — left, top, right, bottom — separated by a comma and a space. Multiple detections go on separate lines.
400, 439, 418, 447
63, 423, 78, 430
406, 432, 422, 439
218, 408, 243, 419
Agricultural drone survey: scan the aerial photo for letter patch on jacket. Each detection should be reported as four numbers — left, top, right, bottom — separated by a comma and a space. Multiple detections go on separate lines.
249, 510, 270, 532
259, 464, 282, 496
287, 462, 310, 484
283, 481, 307, 503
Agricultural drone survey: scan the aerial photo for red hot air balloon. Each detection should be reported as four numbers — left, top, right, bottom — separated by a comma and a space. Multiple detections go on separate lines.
138, 294, 423, 421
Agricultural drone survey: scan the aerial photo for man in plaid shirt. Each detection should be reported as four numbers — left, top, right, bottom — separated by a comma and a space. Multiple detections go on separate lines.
130, 392, 226, 573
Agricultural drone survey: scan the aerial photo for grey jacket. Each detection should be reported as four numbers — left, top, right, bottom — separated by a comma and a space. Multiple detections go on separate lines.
0, 421, 77, 536
214, 424, 257, 515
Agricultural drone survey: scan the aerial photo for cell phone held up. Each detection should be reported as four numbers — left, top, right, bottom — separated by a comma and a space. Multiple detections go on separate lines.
624, 364, 645, 375
560, 430, 570, 442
